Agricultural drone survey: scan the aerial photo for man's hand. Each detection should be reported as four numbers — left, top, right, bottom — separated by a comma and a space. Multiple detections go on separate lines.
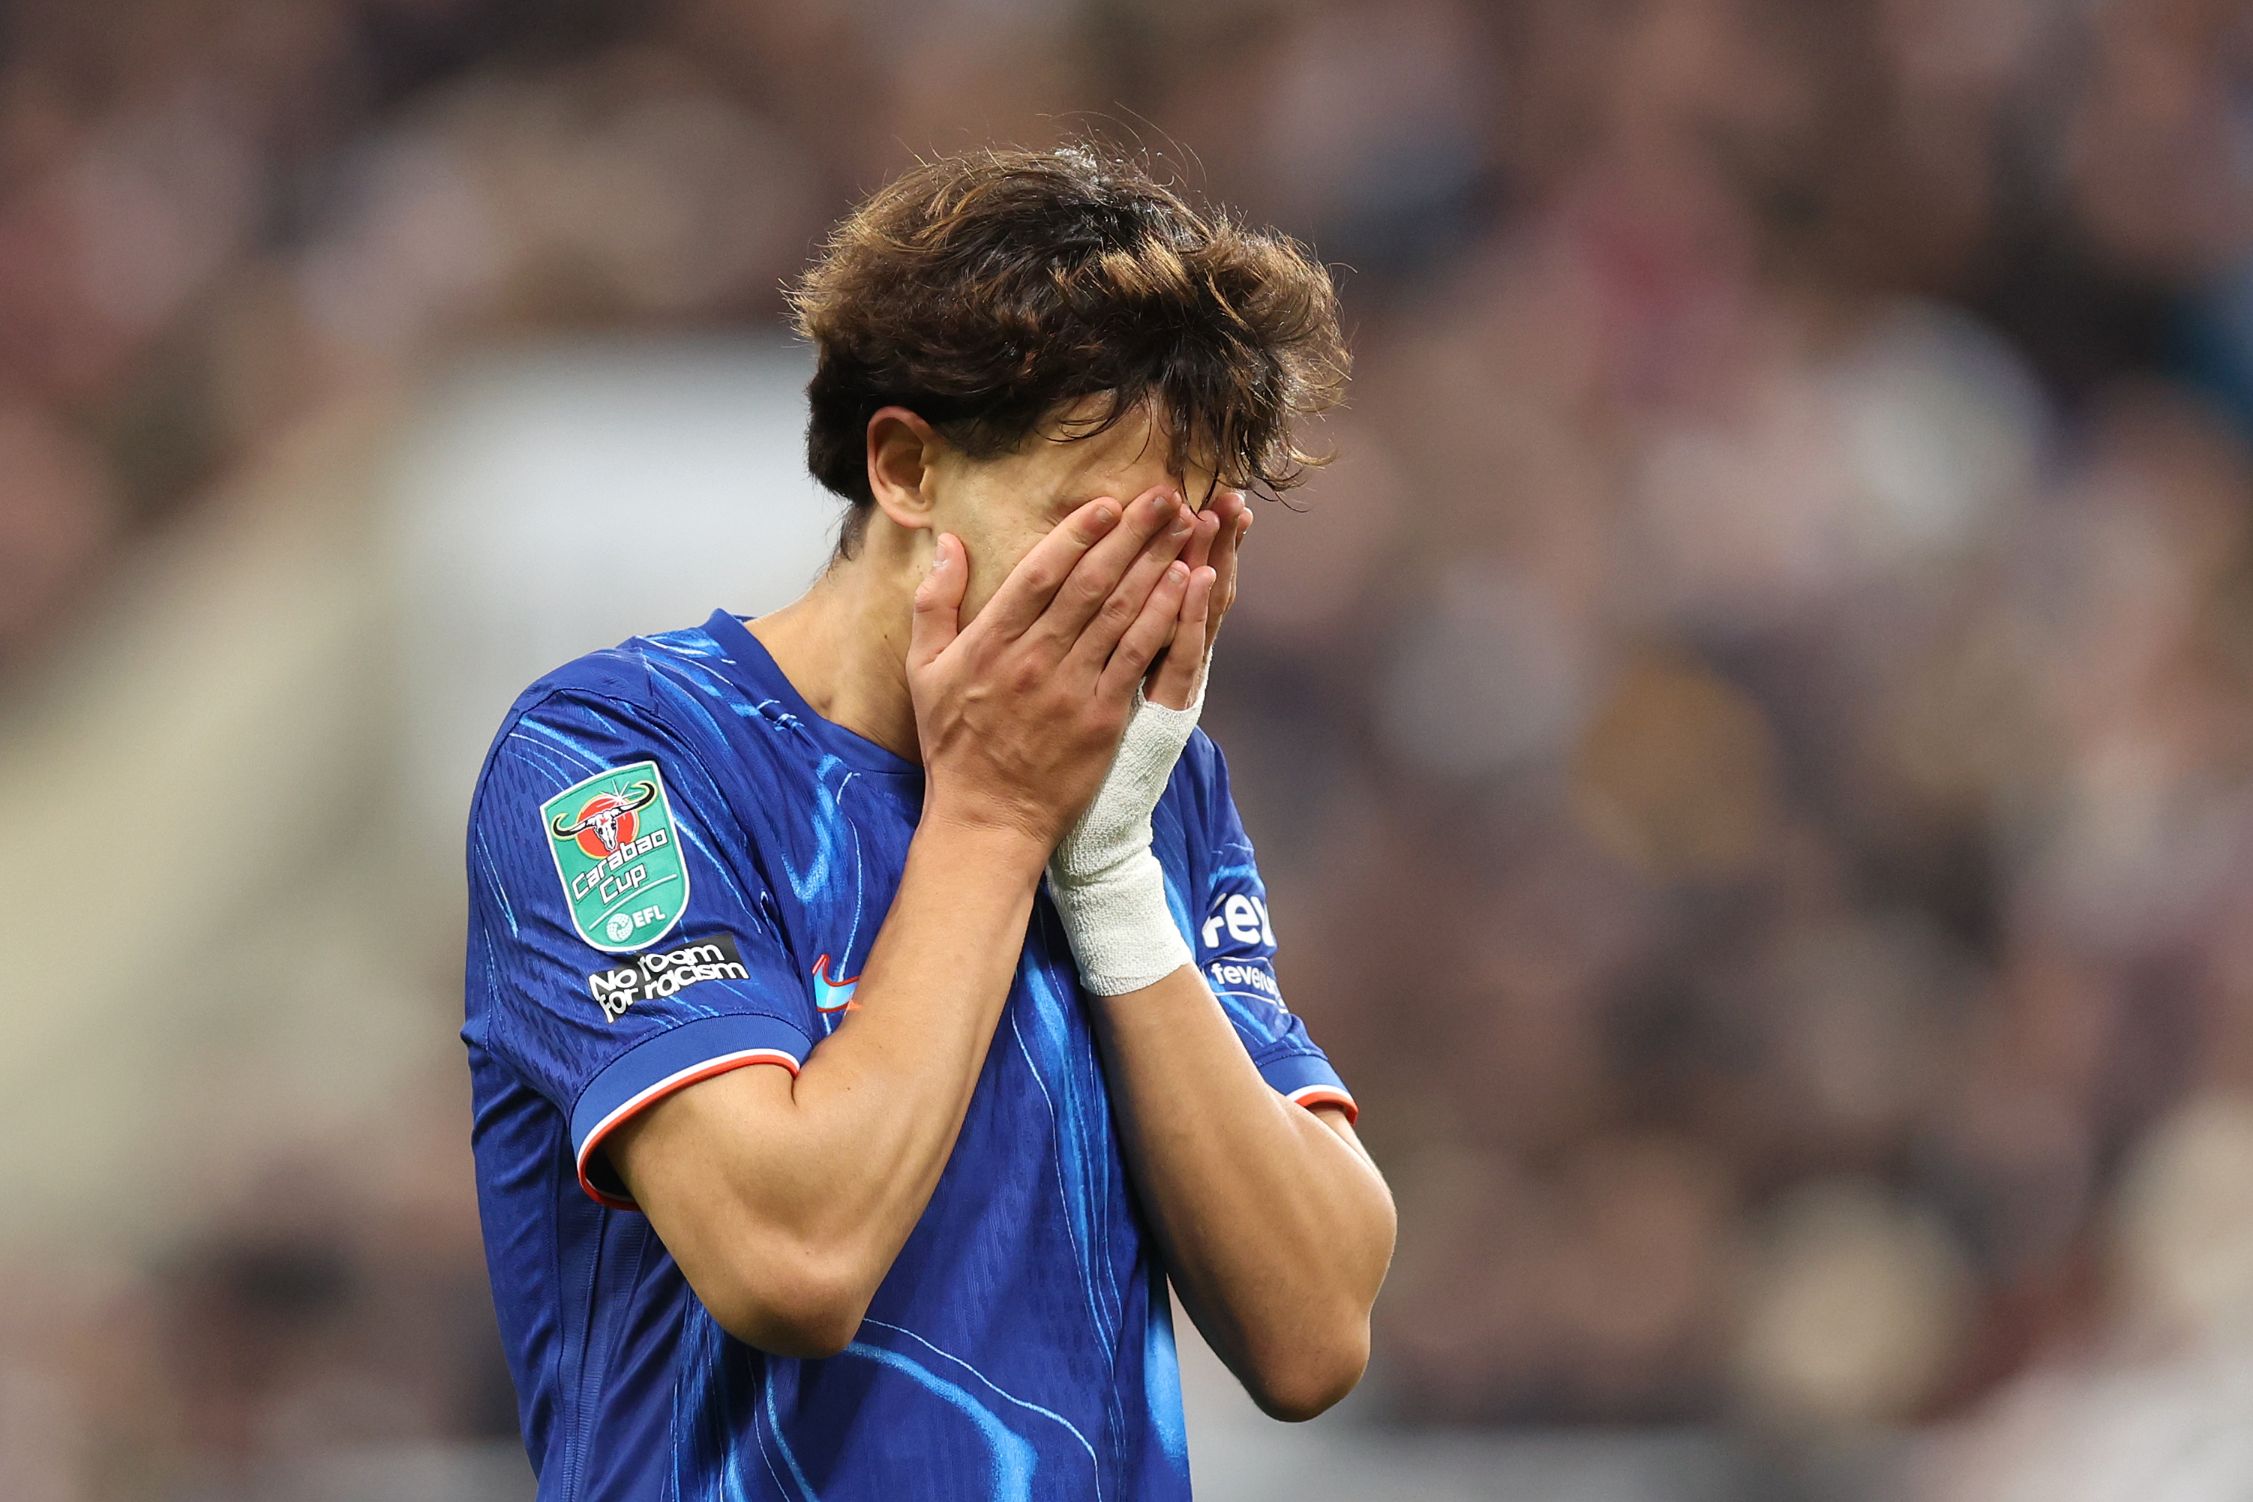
1047, 490, 1249, 994
908, 488, 1200, 854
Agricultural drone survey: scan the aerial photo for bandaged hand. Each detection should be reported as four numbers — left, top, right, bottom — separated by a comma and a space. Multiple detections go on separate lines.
1046, 682, 1205, 993
1047, 490, 1250, 995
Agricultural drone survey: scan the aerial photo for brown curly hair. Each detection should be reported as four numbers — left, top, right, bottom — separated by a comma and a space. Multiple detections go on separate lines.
787, 142, 1349, 553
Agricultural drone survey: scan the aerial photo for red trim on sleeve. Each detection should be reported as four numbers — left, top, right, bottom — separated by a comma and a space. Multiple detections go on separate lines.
574, 1048, 801, 1210
1286, 1085, 1359, 1126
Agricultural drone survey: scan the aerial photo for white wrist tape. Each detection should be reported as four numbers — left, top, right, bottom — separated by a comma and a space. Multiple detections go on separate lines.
1047, 681, 1204, 994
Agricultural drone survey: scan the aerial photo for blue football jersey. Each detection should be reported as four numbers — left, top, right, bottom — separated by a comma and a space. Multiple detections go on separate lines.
462, 609, 1355, 1502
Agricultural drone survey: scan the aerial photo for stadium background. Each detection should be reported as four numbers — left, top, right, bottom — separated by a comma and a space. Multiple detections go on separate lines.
4, 1, 2253, 1498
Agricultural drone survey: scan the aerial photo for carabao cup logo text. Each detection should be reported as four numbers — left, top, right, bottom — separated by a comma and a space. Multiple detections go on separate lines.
539, 761, 689, 953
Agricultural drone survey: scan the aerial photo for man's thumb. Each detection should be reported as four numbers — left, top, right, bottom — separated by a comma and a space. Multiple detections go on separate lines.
909, 533, 966, 667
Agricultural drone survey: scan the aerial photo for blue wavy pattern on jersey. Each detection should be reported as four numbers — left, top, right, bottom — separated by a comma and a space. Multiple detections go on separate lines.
462, 610, 1350, 1500
840, 1342, 1038, 1499
1140, 1260, 1188, 1464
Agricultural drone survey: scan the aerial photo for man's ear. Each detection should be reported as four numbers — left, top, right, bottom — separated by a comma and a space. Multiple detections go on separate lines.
866, 407, 943, 534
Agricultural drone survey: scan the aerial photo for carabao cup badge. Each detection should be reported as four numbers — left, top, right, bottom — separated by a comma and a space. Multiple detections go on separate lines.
540, 760, 690, 952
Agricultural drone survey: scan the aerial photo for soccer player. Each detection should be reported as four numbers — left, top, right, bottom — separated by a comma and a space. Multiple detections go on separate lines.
463, 143, 1396, 1500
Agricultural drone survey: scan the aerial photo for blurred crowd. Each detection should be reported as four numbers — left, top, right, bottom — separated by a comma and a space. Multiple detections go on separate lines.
6, 0, 2253, 1497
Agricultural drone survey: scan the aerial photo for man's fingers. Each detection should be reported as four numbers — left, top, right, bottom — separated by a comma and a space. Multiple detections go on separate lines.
1033, 487, 1190, 644
1145, 566, 1217, 710
908, 532, 968, 669
1064, 507, 1201, 675
977, 497, 1125, 637
1209, 504, 1249, 643
1181, 505, 1221, 575
1100, 561, 1193, 701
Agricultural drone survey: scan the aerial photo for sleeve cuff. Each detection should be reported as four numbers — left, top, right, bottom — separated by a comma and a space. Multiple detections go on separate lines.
570, 1011, 813, 1210
1256, 1050, 1359, 1126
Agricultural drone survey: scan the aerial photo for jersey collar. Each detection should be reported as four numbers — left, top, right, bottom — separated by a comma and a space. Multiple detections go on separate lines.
700, 610, 923, 779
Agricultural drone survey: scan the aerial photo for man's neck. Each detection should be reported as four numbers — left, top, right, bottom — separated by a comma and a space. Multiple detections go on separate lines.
746, 549, 923, 763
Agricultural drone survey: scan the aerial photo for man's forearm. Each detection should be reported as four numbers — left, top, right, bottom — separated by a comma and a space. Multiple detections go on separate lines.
780, 812, 1047, 1252
613, 813, 1046, 1349
1091, 966, 1396, 1420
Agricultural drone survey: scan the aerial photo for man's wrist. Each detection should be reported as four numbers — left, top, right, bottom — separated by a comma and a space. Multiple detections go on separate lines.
1047, 850, 1192, 995
914, 801, 1053, 885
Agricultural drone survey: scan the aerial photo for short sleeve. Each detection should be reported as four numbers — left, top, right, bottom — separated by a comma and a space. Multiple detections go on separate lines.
1189, 737, 1358, 1123
466, 686, 818, 1208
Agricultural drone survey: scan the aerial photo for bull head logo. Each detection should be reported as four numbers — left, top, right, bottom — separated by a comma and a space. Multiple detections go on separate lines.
550, 780, 658, 858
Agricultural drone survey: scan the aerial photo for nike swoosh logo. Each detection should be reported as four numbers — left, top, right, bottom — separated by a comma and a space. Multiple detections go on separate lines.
811, 953, 861, 1013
